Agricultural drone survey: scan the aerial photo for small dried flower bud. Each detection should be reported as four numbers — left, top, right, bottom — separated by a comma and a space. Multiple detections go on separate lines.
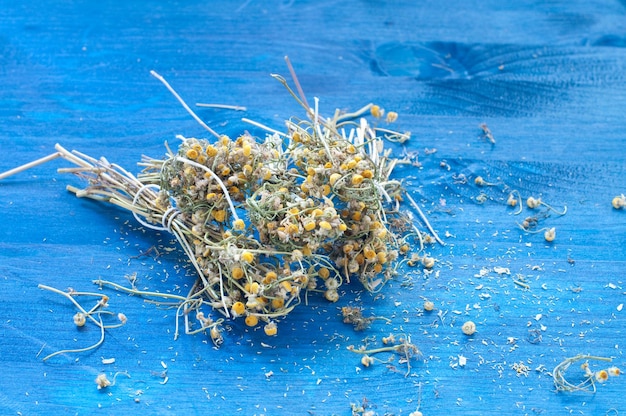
612, 195, 626, 209
185, 148, 199, 160
526, 196, 541, 209
244, 315, 259, 327
95, 373, 111, 389
233, 218, 245, 230
329, 173, 342, 186
212, 209, 227, 222
231, 267, 244, 280
73, 312, 86, 327
382, 334, 395, 345
210, 327, 223, 346
595, 369, 609, 383
544, 227, 556, 242
351, 174, 364, 186
324, 289, 339, 302
231, 301, 245, 316
242, 143, 252, 157
303, 220, 316, 231
318, 267, 330, 280
370, 104, 383, 118
325, 278, 339, 290
264, 321, 278, 336
462, 321, 477, 335
241, 251, 254, 263
423, 300, 435, 311
386, 111, 398, 123
318, 221, 332, 231
507, 193, 518, 207
422, 256, 435, 269
361, 355, 375, 367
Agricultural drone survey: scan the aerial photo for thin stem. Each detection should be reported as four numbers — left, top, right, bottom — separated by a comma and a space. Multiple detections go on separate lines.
150, 70, 221, 139
374, 127, 411, 143
42, 315, 105, 361
269, 73, 311, 117
405, 192, 445, 246
284, 55, 310, 113
0, 152, 61, 180
38, 284, 103, 327
195, 103, 247, 111
110, 371, 131, 386
93, 279, 191, 302
541, 201, 568, 216
518, 225, 550, 234
241, 118, 289, 138
313, 98, 335, 164
348, 344, 403, 355
335, 104, 373, 124
54, 144, 92, 168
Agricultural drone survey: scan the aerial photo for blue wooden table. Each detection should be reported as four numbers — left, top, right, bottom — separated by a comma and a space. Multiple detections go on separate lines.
1, 1, 625, 415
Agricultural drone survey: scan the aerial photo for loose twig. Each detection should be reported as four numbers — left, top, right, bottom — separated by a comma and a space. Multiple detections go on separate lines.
348, 334, 420, 377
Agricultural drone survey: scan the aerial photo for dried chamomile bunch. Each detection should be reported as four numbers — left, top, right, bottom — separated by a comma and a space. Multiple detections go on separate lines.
1, 64, 442, 340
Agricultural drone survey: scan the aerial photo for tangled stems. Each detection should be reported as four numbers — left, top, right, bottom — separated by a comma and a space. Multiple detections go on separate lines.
93, 279, 226, 343
37, 284, 126, 361
553, 354, 615, 393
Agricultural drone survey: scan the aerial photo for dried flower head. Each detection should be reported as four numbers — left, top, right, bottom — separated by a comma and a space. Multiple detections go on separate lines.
73, 312, 86, 327
461, 321, 477, 335
95, 373, 111, 390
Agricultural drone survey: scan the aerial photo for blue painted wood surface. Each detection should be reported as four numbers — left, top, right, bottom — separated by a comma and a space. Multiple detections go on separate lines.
1, 1, 625, 415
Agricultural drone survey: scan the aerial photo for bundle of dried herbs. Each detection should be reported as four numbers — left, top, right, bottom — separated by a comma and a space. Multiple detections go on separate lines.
1, 65, 441, 342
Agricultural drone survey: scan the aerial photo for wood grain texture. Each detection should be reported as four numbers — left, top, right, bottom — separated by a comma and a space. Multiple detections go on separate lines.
1, 1, 625, 415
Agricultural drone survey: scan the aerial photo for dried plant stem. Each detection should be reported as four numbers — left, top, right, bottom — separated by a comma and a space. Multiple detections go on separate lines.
94, 279, 225, 339
39, 284, 104, 327
0, 152, 61, 180
150, 70, 221, 139
42, 315, 105, 362
195, 103, 247, 111
404, 192, 445, 246
93, 279, 191, 302
348, 335, 419, 377
284, 56, 310, 112
241, 117, 289, 138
